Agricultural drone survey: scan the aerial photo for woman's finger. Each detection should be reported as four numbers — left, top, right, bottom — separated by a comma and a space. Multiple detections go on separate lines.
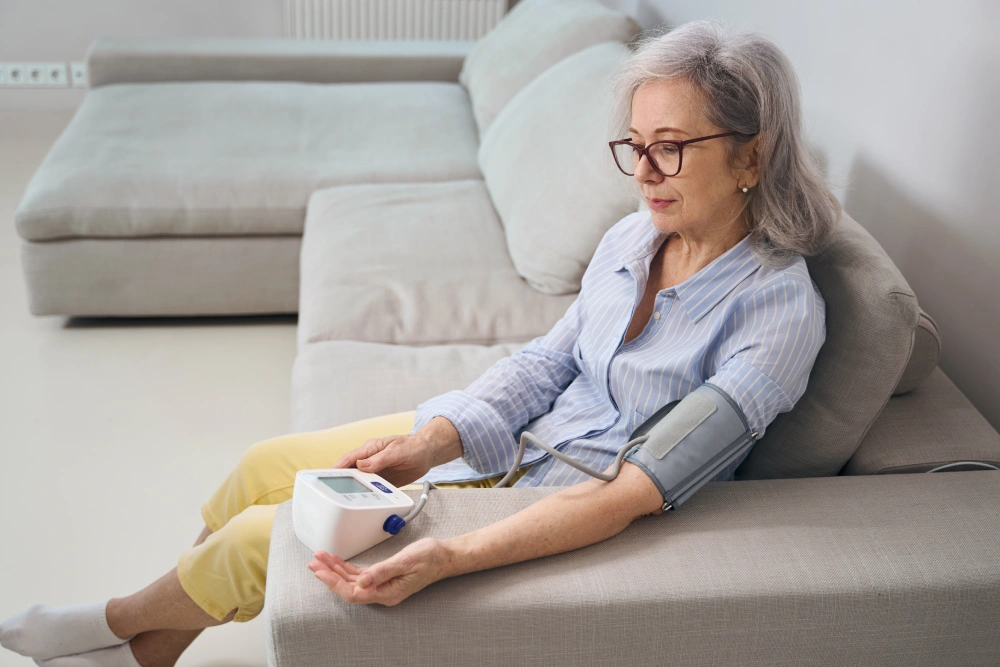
315, 551, 363, 576
356, 557, 407, 590
357, 446, 407, 473
334, 437, 389, 469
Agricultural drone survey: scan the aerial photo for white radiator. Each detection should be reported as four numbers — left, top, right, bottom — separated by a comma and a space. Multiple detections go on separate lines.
284, 0, 508, 40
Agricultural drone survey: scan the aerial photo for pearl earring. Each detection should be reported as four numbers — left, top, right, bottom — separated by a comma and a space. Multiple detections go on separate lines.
741, 185, 749, 193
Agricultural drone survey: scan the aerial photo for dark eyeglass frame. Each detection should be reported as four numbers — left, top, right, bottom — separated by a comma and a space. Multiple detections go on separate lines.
608, 131, 755, 177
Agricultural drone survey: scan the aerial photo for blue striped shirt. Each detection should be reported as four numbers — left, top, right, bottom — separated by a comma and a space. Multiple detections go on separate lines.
411, 211, 826, 488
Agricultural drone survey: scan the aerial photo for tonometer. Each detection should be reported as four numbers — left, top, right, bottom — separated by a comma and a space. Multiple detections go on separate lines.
292, 383, 758, 559
292, 469, 427, 559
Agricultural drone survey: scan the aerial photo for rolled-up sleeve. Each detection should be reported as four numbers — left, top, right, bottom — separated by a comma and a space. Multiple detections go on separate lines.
706, 277, 826, 438
412, 295, 585, 475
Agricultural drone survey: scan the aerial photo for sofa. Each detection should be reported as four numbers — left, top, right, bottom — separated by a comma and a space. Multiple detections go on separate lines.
14, 0, 1000, 664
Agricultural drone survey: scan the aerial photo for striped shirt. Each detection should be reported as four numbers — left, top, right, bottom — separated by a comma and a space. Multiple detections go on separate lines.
411, 210, 826, 488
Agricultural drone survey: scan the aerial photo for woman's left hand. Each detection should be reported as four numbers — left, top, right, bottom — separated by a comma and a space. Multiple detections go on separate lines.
307, 538, 453, 606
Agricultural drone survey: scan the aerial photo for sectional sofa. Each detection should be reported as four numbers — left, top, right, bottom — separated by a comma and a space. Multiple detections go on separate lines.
14, 0, 1000, 664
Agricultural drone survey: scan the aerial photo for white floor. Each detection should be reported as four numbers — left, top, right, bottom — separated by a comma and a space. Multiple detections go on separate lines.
0, 110, 298, 667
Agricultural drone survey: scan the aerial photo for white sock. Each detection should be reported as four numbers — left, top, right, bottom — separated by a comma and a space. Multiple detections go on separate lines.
0, 600, 131, 661
32, 643, 141, 667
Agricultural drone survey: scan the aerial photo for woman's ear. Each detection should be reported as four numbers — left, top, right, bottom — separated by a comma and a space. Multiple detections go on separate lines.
741, 134, 762, 188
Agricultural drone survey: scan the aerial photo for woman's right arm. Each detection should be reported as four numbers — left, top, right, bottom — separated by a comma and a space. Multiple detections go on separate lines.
333, 297, 584, 486
409, 293, 586, 477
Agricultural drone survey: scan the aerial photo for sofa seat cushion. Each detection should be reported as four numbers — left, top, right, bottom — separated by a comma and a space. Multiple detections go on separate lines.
844, 367, 1000, 475
266, 472, 1000, 666
298, 180, 576, 347
16, 81, 480, 242
291, 340, 526, 431
21, 236, 300, 316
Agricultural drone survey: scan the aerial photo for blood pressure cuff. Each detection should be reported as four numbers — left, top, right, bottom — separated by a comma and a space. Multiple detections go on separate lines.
624, 383, 757, 511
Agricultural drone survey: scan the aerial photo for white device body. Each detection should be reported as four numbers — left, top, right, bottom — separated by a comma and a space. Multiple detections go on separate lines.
292, 469, 415, 560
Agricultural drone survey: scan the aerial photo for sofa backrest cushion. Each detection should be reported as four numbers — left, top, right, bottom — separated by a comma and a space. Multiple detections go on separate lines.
460, 0, 639, 135
735, 213, 921, 480
893, 308, 940, 395
478, 42, 638, 295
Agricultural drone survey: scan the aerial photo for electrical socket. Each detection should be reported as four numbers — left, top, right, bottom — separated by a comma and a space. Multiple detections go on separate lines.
70, 61, 87, 88
25, 62, 49, 86
45, 62, 68, 86
6, 63, 27, 86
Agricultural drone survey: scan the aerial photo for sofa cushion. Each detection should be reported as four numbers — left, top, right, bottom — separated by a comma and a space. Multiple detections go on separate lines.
459, 0, 639, 134
21, 236, 300, 317
736, 214, 921, 480
843, 367, 1000, 475
266, 473, 1000, 666
893, 308, 940, 395
16, 81, 480, 242
297, 180, 576, 347
478, 42, 638, 295
291, 340, 526, 431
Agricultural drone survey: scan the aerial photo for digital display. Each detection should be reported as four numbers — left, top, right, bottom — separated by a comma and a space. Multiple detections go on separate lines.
319, 476, 370, 495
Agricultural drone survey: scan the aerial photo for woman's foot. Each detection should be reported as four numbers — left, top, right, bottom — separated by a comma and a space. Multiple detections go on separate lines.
0, 600, 131, 660
32, 643, 141, 667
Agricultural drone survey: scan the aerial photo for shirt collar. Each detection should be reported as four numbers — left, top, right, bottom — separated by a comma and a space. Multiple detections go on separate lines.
617, 216, 761, 325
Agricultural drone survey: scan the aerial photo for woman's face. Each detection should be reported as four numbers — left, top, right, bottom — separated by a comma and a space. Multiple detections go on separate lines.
629, 78, 757, 240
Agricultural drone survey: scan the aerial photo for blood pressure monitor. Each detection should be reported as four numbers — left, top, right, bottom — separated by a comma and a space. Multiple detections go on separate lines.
292, 469, 415, 560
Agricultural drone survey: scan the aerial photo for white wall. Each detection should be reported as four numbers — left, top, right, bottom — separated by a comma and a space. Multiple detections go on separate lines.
602, 0, 1000, 432
0, 0, 285, 109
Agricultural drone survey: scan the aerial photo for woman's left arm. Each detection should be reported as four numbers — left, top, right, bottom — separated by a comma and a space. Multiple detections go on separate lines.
309, 463, 663, 606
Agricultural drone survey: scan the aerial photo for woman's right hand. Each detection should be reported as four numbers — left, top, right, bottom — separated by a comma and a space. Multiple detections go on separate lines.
333, 417, 464, 488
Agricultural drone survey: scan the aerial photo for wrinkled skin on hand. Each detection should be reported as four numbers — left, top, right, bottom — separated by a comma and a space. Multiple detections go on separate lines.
307, 538, 452, 606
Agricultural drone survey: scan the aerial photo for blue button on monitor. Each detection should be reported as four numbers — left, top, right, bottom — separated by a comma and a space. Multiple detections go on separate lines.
371, 482, 392, 493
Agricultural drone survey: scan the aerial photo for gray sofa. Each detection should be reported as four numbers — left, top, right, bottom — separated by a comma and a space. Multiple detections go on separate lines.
14, 0, 1000, 664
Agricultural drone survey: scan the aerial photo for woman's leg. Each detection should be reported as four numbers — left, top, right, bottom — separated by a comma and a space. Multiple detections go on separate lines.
4, 410, 527, 666
111, 528, 221, 667
108, 413, 422, 664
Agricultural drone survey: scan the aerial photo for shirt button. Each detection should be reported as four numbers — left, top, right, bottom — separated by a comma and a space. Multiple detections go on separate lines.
653, 311, 661, 319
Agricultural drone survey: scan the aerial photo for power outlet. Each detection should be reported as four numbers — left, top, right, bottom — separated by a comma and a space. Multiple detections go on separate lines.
25, 63, 49, 85
5, 63, 27, 86
70, 61, 87, 88
46, 62, 68, 86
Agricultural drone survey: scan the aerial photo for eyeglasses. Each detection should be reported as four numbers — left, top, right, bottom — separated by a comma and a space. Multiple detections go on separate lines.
608, 131, 752, 177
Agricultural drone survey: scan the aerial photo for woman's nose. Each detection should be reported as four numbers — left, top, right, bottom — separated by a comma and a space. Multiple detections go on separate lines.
633, 153, 663, 184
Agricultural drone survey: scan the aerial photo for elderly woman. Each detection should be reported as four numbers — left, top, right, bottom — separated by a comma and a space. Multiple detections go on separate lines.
1, 20, 839, 667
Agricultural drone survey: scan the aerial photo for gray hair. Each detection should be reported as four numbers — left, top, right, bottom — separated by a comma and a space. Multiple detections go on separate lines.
610, 20, 840, 265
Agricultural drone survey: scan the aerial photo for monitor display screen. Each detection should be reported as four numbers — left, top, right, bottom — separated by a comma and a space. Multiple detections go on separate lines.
319, 476, 370, 495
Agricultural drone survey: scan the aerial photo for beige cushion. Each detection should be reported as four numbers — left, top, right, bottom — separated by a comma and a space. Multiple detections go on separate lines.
17, 81, 480, 241
736, 214, 921, 480
267, 472, 1000, 666
459, 0, 639, 134
291, 340, 526, 431
21, 236, 300, 317
297, 180, 575, 347
478, 42, 638, 295
893, 309, 941, 395
844, 367, 1000, 475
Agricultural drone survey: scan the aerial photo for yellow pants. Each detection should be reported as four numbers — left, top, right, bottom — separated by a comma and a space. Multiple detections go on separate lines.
176, 411, 531, 622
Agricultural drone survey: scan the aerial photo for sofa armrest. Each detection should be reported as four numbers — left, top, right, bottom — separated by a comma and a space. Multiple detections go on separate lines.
86, 37, 473, 87
265, 472, 1000, 666
844, 366, 1000, 475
